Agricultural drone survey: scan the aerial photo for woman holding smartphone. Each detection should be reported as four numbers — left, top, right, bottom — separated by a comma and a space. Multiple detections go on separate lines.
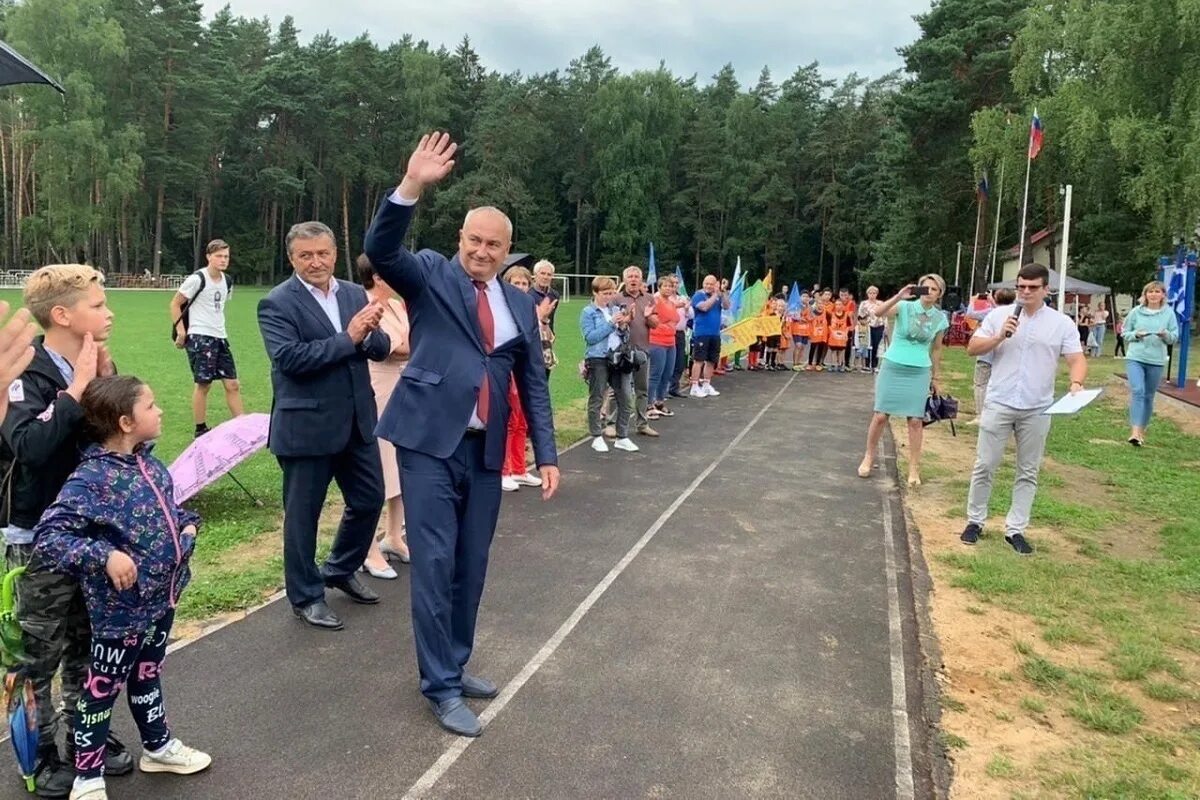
1121, 280, 1179, 446
858, 274, 949, 486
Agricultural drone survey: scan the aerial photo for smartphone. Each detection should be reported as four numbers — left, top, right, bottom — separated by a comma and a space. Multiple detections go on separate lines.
913, 286, 930, 296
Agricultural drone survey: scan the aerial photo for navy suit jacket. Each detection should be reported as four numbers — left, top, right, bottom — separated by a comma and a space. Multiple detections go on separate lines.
363, 199, 557, 471
257, 275, 391, 458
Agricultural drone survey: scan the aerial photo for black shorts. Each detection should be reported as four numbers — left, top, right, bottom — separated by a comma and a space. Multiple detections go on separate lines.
765, 335, 781, 348
691, 334, 721, 364
185, 334, 238, 384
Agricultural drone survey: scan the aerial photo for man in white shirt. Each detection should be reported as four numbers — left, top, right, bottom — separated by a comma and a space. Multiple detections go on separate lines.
960, 263, 1088, 555
170, 239, 243, 437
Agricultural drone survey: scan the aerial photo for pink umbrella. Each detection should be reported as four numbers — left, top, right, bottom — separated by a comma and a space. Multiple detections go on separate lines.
168, 413, 270, 505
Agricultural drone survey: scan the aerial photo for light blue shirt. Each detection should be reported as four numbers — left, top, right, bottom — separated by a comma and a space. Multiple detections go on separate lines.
295, 274, 342, 332
386, 188, 520, 430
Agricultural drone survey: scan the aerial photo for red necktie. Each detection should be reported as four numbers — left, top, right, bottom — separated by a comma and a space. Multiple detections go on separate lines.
473, 280, 495, 425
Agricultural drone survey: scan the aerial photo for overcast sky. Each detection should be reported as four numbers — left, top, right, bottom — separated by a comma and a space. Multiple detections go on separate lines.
201, 0, 929, 86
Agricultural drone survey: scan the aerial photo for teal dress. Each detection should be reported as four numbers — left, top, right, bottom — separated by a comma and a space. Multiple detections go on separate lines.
874, 300, 948, 417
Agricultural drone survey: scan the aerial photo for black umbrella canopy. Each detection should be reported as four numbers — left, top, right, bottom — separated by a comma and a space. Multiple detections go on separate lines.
0, 40, 64, 94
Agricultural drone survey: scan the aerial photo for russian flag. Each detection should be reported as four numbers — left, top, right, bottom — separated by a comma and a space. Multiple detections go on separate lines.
1028, 109, 1044, 160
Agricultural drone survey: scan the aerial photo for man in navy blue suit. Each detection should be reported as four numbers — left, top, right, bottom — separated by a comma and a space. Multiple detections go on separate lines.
365, 132, 560, 737
258, 221, 392, 631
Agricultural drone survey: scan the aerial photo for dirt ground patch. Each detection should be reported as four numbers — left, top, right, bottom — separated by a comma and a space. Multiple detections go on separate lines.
895, 416, 1200, 798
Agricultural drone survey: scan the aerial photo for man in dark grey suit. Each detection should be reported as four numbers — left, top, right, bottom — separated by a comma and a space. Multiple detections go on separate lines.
257, 221, 391, 630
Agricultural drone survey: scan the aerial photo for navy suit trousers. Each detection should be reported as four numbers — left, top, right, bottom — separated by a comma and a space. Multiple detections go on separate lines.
400, 433, 502, 703
278, 435, 385, 608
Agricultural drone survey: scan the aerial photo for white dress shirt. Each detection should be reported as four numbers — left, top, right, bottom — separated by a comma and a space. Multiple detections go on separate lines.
296, 274, 342, 332
977, 303, 1081, 410
388, 189, 519, 430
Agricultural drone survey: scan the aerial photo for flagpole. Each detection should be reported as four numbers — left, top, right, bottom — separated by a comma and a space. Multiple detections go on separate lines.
1017, 112, 1037, 266
969, 188, 984, 299
954, 241, 962, 287
989, 159, 1006, 281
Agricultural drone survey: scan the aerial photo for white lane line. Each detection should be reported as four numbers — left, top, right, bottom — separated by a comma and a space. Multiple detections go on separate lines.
881, 479, 916, 800
402, 375, 797, 799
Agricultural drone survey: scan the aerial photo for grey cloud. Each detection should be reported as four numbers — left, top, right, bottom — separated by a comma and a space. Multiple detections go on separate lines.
206, 0, 927, 85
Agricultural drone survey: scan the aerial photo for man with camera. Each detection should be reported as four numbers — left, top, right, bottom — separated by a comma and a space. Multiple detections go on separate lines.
613, 266, 660, 436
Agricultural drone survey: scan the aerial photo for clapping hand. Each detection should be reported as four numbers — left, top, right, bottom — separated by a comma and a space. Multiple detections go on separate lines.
0, 301, 36, 388
537, 296, 558, 323
399, 132, 458, 199
96, 344, 115, 377
66, 334, 99, 402
348, 302, 385, 344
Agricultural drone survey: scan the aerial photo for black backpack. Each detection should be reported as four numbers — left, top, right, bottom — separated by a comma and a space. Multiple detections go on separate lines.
170, 269, 232, 342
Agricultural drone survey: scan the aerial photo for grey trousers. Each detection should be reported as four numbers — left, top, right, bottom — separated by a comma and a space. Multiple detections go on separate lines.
966, 403, 1052, 539
972, 360, 992, 415
628, 355, 649, 431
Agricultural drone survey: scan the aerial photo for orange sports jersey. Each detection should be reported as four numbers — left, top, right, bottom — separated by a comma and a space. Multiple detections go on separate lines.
794, 308, 813, 337
809, 310, 828, 343
828, 312, 850, 346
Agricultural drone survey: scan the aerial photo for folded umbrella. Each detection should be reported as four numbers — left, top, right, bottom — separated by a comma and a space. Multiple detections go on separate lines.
168, 413, 269, 505
5, 673, 36, 793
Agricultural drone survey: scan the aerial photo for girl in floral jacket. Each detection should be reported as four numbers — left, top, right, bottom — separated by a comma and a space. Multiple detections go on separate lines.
33, 375, 211, 800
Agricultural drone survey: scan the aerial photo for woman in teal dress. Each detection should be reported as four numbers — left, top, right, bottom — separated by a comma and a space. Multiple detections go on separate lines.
857, 274, 948, 486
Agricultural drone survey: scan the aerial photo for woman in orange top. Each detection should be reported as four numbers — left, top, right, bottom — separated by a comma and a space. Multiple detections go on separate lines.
807, 300, 828, 370
827, 299, 851, 372
649, 275, 682, 415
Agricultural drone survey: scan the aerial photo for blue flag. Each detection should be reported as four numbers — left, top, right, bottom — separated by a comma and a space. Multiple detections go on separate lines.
675, 265, 686, 297
646, 243, 657, 286
730, 272, 745, 318
787, 282, 801, 313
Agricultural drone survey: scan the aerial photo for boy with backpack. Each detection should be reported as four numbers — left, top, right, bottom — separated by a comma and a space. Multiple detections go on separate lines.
169, 239, 242, 438
1, 265, 132, 797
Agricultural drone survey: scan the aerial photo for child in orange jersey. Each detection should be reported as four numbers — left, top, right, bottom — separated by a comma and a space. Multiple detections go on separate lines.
806, 298, 828, 371
827, 299, 851, 372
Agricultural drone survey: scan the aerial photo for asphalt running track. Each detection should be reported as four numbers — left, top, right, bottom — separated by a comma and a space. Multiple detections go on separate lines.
2, 370, 941, 799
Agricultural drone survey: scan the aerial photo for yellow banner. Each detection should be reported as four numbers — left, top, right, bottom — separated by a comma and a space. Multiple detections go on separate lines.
720, 315, 782, 357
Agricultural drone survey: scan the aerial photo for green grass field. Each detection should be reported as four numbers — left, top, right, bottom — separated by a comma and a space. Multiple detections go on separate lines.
922, 347, 1200, 797
0, 287, 589, 622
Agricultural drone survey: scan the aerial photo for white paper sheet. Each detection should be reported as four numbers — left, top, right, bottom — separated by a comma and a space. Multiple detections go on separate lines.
1043, 388, 1103, 415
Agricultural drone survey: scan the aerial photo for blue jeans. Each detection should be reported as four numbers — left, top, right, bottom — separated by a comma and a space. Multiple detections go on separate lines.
648, 344, 676, 405
1126, 359, 1163, 429
1091, 324, 1106, 355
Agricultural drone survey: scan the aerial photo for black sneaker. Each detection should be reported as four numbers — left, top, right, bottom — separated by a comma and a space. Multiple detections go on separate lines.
668, 390, 686, 398
32, 748, 73, 798
194, 423, 210, 439
960, 523, 982, 545
104, 732, 135, 776
1005, 533, 1034, 556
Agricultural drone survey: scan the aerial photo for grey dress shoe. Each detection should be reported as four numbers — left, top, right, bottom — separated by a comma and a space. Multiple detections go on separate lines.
428, 697, 482, 737
461, 673, 499, 699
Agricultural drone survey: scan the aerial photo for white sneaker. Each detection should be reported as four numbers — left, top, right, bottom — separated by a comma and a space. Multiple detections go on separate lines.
689, 385, 705, 398
702, 383, 720, 397
501, 476, 520, 492
514, 471, 543, 487
591, 436, 609, 453
70, 779, 107, 800
138, 739, 212, 775
613, 438, 640, 452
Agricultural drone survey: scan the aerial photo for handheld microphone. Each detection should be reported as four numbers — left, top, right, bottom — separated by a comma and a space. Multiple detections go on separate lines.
1004, 304, 1022, 338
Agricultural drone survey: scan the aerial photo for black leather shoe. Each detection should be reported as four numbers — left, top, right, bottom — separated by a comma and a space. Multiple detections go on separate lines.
293, 601, 344, 630
324, 575, 380, 605
428, 697, 482, 737
461, 673, 499, 699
